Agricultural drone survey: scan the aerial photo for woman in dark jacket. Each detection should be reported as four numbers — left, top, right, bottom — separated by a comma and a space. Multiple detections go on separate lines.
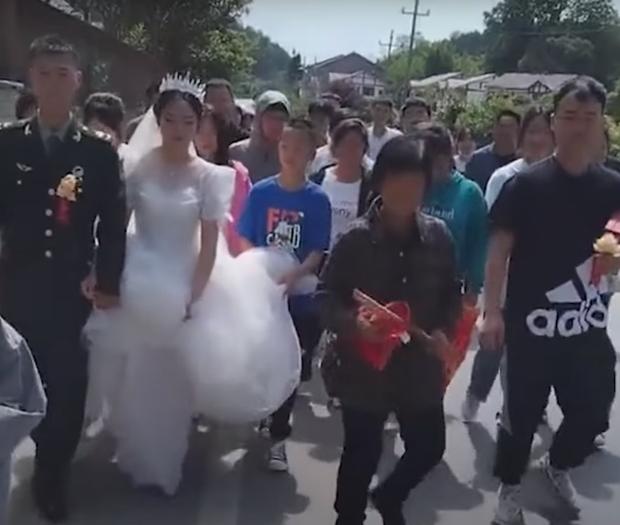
320, 136, 462, 525
310, 118, 374, 249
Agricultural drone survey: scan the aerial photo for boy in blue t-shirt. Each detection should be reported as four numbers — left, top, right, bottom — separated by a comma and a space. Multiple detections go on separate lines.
238, 118, 331, 473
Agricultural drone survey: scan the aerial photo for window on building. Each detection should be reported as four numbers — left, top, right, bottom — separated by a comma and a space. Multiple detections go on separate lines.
362, 86, 374, 96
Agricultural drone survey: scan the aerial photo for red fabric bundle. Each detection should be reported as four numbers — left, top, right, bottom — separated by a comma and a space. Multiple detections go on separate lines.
443, 305, 479, 389
353, 301, 410, 371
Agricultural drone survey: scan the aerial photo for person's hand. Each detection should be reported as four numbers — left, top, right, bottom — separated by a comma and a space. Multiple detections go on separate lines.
429, 330, 451, 360
479, 310, 505, 352
596, 253, 620, 277
93, 291, 120, 310
356, 307, 384, 343
81, 273, 97, 301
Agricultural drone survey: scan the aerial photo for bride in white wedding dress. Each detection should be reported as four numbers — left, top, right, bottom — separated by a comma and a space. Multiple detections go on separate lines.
85, 75, 302, 495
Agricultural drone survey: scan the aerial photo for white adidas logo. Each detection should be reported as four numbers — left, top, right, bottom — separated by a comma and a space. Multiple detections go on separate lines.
526, 258, 611, 338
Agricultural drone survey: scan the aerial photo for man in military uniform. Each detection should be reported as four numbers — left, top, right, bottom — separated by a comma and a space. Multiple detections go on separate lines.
0, 35, 126, 522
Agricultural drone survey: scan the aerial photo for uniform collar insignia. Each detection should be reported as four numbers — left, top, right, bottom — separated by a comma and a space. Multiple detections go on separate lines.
73, 128, 82, 142
24, 122, 32, 136
16, 163, 33, 172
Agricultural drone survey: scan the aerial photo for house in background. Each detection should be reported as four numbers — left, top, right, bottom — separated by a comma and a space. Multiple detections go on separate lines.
0, 0, 164, 114
303, 52, 384, 99
446, 74, 496, 104
0, 80, 24, 122
485, 73, 579, 99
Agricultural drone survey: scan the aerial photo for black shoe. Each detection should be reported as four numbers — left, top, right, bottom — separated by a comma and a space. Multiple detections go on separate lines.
371, 491, 406, 525
32, 470, 69, 523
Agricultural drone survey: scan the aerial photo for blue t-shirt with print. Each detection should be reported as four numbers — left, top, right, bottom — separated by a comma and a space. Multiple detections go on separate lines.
238, 176, 332, 313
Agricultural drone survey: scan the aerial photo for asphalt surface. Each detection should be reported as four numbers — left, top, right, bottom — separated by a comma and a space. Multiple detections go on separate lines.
8, 296, 620, 525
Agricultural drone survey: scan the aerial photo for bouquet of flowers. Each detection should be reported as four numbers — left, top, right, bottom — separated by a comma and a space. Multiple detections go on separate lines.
591, 213, 620, 285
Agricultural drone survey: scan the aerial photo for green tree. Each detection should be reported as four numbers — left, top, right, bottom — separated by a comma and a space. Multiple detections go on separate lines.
424, 42, 455, 77
287, 52, 303, 86
483, 0, 620, 84
64, 0, 253, 80
244, 27, 291, 81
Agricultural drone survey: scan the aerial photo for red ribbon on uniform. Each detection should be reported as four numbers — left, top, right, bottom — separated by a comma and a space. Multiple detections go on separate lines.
56, 197, 71, 226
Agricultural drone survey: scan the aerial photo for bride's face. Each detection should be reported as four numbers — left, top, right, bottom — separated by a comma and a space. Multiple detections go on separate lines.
159, 98, 200, 149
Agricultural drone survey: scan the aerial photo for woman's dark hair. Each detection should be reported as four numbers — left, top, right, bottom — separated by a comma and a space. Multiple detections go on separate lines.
455, 126, 473, 143
201, 103, 230, 165
15, 89, 37, 120
28, 34, 79, 65
553, 76, 607, 112
331, 118, 369, 154
401, 97, 431, 117
496, 109, 521, 125
371, 135, 432, 191
518, 106, 552, 146
416, 122, 453, 158
153, 90, 203, 123
83, 92, 126, 139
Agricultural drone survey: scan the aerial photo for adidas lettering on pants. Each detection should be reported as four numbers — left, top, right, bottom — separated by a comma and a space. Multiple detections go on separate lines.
494, 335, 616, 485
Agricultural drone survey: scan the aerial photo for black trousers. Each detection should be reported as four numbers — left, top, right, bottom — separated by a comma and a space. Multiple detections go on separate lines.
269, 311, 321, 441
1, 269, 90, 478
335, 404, 446, 524
495, 336, 616, 485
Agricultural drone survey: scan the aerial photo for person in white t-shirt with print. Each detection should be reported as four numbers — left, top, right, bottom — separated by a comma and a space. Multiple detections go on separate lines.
310, 118, 374, 249
367, 97, 402, 161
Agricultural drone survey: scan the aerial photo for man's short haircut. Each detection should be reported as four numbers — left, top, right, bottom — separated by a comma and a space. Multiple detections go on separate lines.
401, 97, 431, 117
371, 96, 394, 109
205, 78, 234, 99
28, 34, 79, 66
371, 135, 432, 191
308, 100, 335, 119
285, 117, 317, 148
329, 108, 361, 135
83, 93, 126, 138
553, 76, 607, 112
331, 118, 369, 153
496, 109, 522, 126
15, 89, 37, 120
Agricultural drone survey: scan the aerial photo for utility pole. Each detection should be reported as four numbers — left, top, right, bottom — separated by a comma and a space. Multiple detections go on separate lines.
401, 0, 430, 85
379, 30, 395, 59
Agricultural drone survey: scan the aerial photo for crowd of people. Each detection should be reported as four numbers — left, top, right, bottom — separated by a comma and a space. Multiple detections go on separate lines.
1, 34, 620, 525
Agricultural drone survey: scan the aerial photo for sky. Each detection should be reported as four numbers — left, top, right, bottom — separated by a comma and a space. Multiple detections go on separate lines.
243, 0, 620, 63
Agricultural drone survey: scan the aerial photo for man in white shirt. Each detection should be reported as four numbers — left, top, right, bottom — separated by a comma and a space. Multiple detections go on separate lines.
367, 97, 402, 161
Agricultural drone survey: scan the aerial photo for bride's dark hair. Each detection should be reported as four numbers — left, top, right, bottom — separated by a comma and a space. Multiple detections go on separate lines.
153, 90, 203, 123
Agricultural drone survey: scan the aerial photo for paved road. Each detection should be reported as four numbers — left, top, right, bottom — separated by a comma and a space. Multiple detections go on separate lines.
8, 296, 620, 525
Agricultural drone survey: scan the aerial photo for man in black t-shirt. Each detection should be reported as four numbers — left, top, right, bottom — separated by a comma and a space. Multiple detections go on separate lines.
482, 78, 620, 525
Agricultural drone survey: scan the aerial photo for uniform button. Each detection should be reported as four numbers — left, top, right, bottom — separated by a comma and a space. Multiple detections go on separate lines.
399, 251, 404, 258
17, 180, 23, 186
402, 277, 408, 284
45, 229, 53, 237
44, 250, 53, 259
45, 209, 53, 217
48, 188, 56, 196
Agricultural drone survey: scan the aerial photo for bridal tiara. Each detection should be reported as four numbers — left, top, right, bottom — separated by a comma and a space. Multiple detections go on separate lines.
159, 73, 206, 100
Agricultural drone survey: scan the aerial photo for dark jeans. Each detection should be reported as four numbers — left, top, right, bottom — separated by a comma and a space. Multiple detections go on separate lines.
468, 345, 504, 403
269, 311, 321, 441
495, 337, 616, 485
335, 404, 446, 524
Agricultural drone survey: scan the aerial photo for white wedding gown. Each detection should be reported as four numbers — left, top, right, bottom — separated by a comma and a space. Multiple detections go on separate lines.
85, 149, 301, 495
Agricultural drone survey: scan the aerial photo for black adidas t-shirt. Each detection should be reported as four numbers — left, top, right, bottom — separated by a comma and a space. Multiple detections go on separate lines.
490, 157, 620, 343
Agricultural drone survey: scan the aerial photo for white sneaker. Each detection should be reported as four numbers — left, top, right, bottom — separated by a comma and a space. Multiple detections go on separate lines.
461, 393, 481, 423
541, 455, 580, 514
594, 433, 607, 449
492, 484, 525, 525
267, 441, 289, 473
